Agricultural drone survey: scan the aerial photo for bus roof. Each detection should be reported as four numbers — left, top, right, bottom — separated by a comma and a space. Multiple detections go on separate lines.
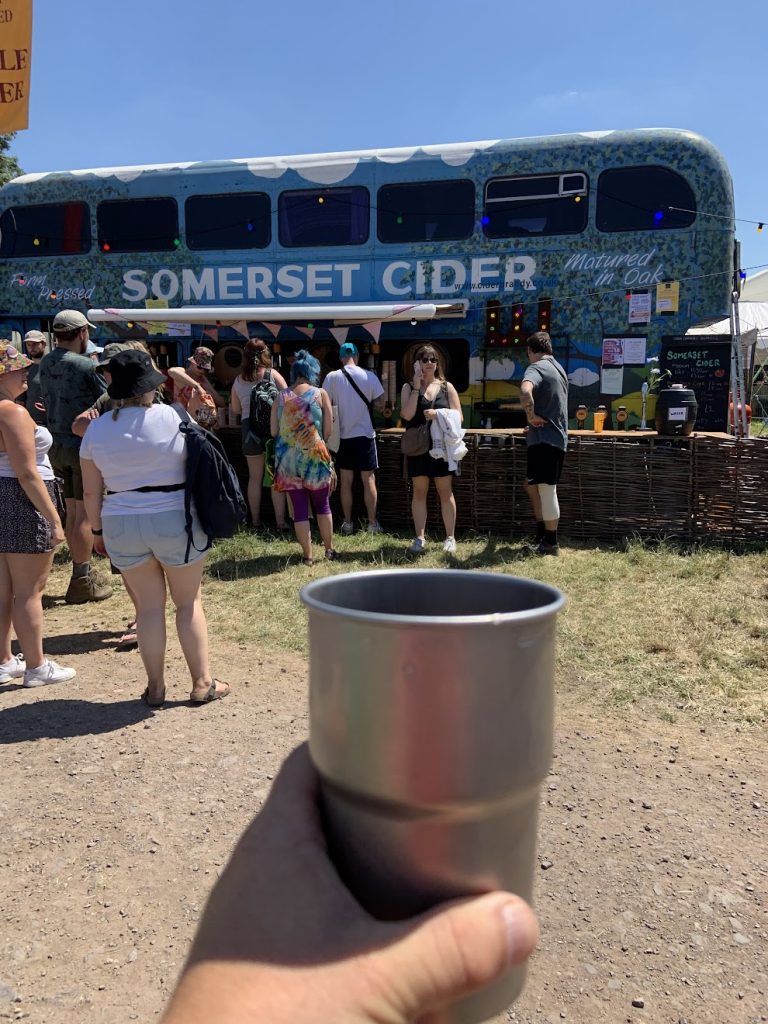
3, 128, 721, 190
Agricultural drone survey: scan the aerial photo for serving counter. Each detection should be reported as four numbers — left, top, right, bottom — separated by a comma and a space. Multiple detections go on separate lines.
218, 428, 768, 544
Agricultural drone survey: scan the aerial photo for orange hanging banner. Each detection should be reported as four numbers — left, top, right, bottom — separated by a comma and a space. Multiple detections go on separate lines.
0, 0, 33, 132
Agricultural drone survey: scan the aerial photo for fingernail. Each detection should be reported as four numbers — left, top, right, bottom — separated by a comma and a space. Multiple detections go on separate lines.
500, 899, 538, 967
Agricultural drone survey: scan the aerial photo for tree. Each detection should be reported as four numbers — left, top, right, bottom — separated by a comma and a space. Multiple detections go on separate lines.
0, 133, 23, 187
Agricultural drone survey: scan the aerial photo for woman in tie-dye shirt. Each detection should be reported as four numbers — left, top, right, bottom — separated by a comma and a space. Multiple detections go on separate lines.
270, 350, 336, 566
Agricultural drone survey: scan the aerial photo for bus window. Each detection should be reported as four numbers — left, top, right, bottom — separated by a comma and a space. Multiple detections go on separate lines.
0, 202, 91, 257
186, 192, 271, 250
97, 198, 179, 253
483, 173, 588, 238
377, 180, 475, 243
278, 187, 369, 247
596, 167, 696, 232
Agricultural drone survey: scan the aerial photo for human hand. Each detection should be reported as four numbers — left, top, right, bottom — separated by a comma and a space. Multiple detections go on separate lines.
527, 415, 547, 428
423, 408, 438, 421
162, 745, 538, 1024
92, 535, 108, 557
50, 523, 65, 547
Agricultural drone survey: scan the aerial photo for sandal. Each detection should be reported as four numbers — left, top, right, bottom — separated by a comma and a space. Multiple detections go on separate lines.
190, 679, 231, 704
116, 629, 138, 651
324, 549, 338, 561
302, 556, 314, 566
141, 686, 165, 708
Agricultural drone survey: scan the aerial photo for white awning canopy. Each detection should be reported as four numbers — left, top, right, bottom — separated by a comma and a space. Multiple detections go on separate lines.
87, 301, 468, 325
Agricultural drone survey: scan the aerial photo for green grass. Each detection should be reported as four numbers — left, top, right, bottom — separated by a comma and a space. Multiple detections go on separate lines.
197, 528, 768, 725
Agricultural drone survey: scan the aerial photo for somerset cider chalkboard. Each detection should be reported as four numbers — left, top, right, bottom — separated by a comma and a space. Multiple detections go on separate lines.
660, 335, 730, 432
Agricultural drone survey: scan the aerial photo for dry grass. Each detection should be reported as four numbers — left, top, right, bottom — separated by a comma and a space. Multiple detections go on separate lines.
197, 529, 768, 725
49, 529, 768, 725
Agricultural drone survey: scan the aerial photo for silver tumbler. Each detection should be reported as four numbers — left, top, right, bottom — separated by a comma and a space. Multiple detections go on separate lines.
301, 569, 565, 1023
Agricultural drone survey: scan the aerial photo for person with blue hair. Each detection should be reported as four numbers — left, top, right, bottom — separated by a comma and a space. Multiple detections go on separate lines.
270, 350, 336, 566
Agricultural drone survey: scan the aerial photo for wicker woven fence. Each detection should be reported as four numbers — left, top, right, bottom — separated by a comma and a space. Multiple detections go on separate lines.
220, 429, 768, 544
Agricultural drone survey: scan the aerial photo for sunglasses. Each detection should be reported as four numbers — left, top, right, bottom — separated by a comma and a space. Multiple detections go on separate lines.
420, 355, 438, 363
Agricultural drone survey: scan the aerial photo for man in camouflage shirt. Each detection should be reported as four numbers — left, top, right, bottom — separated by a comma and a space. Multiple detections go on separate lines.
38, 310, 112, 604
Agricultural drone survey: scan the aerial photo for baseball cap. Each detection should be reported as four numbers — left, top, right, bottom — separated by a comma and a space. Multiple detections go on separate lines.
189, 346, 214, 371
338, 342, 359, 359
24, 330, 47, 345
52, 309, 97, 333
96, 342, 132, 369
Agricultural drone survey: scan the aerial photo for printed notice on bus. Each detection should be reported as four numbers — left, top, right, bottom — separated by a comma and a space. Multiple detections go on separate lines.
600, 367, 624, 395
622, 336, 647, 365
145, 298, 169, 335
628, 292, 652, 324
656, 281, 680, 313
602, 338, 625, 366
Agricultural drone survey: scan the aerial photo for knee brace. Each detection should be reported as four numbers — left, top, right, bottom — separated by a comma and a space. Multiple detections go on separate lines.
537, 483, 560, 522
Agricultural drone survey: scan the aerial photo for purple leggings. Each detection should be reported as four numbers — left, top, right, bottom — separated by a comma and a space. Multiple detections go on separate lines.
287, 485, 331, 523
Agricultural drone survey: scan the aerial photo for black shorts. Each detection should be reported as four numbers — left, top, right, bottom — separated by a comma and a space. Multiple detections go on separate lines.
335, 436, 378, 472
49, 443, 84, 501
526, 443, 565, 486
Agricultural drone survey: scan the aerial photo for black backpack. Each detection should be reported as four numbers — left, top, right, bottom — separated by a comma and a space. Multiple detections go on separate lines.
179, 419, 247, 561
248, 368, 278, 439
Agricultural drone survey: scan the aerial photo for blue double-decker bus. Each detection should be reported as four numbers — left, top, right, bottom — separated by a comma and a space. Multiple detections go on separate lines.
0, 128, 735, 426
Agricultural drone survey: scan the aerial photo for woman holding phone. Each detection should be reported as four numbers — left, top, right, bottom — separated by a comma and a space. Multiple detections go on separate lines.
399, 345, 462, 556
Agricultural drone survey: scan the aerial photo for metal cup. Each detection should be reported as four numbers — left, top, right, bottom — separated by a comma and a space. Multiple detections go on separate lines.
301, 569, 566, 1023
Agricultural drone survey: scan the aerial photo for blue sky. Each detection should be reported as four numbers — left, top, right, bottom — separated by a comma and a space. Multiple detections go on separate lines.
11, 0, 768, 276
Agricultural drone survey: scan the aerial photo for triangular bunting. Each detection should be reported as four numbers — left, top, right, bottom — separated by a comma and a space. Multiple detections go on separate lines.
363, 321, 382, 343
329, 327, 349, 345
202, 327, 219, 343
232, 320, 250, 339
262, 322, 281, 338
296, 327, 315, 340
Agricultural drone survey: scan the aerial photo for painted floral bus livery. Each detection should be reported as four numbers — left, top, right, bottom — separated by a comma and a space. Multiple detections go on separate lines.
0, 128, 735, 427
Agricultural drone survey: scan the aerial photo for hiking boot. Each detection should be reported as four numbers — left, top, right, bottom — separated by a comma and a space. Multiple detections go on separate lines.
0, 653, 25, 683
65, 570, 113, 604
408, 537, 426, 556
340, 520, 355, 536
367, 521, 384, 535
535, 541, 560, 557
23, 658, 77, 688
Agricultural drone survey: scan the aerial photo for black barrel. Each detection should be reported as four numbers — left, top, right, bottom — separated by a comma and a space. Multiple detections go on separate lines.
654, 384, 698, 436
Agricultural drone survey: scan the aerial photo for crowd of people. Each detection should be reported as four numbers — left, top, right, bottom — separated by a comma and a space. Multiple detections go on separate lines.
1, 314, 560, 1020
1, 310, 569, 695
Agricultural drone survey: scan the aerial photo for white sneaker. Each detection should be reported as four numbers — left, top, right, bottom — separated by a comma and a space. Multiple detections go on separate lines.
23, 659, 76, 688
408, 537, 426, 555
367, 521, 384, 535
443, 537, 457, 554
340, 520, 355, 536
0, 653, 26, 683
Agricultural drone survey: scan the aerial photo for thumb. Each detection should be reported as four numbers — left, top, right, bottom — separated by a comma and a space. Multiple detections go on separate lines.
373, 893, 538, 1022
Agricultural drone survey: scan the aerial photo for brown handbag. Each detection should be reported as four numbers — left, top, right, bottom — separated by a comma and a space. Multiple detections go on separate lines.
400, 422, 430, 456
400, 385, 442, 457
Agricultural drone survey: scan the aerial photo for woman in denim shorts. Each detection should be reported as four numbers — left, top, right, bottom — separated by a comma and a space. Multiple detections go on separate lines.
80, 349, 230, 708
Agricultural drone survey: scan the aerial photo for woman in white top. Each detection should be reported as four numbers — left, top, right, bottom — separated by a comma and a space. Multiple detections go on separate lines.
80, 349, 229, 709
0, 341, 75, 688
229, 339, 288, 530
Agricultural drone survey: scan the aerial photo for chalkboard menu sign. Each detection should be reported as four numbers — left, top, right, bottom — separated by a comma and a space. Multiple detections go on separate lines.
660, 335, 731, 432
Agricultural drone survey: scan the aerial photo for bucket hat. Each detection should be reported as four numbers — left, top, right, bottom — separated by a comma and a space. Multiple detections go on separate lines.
0, 341, 32, 375
106, 349, 166, 399
189, 346, 214, 371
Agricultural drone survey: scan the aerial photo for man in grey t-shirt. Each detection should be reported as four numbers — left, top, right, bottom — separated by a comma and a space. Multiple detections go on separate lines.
520, 331, 568, 555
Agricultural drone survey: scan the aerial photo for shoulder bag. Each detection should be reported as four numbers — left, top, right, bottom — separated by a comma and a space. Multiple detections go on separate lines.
400, 385, 441, 457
